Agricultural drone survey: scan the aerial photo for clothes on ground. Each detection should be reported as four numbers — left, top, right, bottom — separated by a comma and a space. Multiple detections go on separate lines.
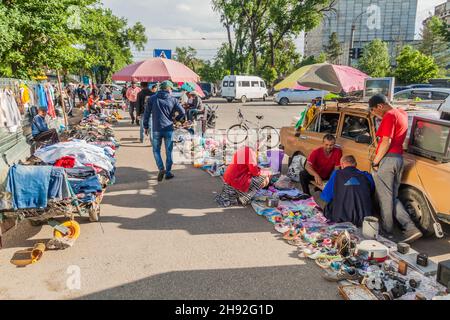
69, 175, 102, 195
375, 108, 408, 155
143, 91, 186, 132
33, 129, 60, 146
307, 146, 342, 180
54, 156, 76, 168
216, 175, 267, 207
321, 166, 375, 227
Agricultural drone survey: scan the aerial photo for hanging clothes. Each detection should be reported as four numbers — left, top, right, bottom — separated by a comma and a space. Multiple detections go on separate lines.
0, 89, 23, 133
45, 84, 56, 118
37, 84, 48, 108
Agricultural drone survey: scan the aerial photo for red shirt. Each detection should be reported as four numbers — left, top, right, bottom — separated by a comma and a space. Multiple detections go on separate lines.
224, 147, 265, 193
376, 108, 408, 155
307, 147, 342, 180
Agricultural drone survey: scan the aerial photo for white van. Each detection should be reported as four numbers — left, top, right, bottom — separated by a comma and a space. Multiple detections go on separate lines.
221, 75, 268, 103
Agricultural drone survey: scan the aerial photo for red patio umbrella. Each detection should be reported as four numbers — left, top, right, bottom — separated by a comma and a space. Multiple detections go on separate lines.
112, 58, 200, 83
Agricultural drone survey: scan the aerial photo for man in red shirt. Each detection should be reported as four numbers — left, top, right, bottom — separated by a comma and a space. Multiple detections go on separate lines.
369, 94, 422, 243
126, 81, 142, 125
300, 134, 342, 196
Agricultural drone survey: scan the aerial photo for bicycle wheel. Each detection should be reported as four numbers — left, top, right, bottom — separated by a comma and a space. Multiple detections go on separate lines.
227, 124, 248, 145
259, 126, 280, 150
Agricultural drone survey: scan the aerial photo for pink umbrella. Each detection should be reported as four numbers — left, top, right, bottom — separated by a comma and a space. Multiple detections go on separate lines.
112, 58, 200, 83
297, 63, 368, 93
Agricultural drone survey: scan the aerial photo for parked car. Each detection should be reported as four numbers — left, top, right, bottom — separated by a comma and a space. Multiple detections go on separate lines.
221, 75, 268, 103
394, 88, 450, 120
199, 82, 217, 100
274, 89, 328, 105
280, 103, 448, 236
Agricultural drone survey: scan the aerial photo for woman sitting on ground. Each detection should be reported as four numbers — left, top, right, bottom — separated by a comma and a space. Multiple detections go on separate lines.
217, 146, 272, 206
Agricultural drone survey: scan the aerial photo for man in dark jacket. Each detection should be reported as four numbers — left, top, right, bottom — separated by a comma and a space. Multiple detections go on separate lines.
143, 80, 186, 181
137, 83, 157, 143
320, 155, 375, 227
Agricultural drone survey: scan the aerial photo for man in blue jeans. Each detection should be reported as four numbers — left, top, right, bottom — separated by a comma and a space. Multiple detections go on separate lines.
143, 80, 186, 181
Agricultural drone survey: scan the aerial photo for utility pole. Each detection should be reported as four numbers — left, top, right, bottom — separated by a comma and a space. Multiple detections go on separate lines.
348, 12, 365, 66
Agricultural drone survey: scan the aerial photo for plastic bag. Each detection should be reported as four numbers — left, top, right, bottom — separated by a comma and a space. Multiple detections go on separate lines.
287, 155, 306, 182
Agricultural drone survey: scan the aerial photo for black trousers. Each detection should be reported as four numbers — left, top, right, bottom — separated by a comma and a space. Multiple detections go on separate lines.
299, 170, 314, 196
34, 129, 60, 146
129, 101, 138, 122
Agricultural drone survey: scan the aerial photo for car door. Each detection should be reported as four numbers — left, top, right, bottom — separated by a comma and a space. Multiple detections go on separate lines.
335, 113, 375, 172
298, 111, 341, 157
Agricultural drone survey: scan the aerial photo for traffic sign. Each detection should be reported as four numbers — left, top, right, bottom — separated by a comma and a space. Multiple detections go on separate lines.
154, 49, 172, 59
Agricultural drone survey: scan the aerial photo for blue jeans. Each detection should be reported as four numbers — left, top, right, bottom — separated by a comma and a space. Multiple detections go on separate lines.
152, 130, 174, 175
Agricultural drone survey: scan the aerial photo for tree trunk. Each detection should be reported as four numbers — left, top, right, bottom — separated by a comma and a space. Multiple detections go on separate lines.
225, 23, 235, 75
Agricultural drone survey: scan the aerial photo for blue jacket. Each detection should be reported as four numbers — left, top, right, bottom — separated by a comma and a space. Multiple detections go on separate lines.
143, 91, 186, 132
32, 115, 49, 137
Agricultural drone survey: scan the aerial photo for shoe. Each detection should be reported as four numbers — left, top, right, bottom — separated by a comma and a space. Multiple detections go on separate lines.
400, 228, 423, 243
165, 173, 175, 180
157, 170, 166, 182
139, 139, 144, 143
136, 119, 140, 125
322, 269, 362, 282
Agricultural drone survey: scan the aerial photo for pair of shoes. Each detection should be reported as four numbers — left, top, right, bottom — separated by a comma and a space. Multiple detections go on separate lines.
131, 121, 135, 125
401, 228, 423, 243
322, 269, 362, 282
165, 173, 175, 180
157, 170, 166, 182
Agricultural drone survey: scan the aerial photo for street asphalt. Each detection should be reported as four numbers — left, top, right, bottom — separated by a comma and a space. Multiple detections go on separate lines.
0, 98, 448, 300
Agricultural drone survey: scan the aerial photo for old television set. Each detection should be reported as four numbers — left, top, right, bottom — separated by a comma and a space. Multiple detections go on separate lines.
408, 116, 450, 163
363, 77, 395, 102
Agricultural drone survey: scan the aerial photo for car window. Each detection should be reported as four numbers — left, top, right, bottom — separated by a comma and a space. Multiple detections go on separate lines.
251, 81, 259, 87
307, 113, 340, 134
411, 90, 432, 100
395, 91, 412, 100
223, 81, 229, 87
260, 81, 266, 88
341, 115, 370, 142
431, 91, 449, 101
229, 81, 235, 87
241, 81, 250, 87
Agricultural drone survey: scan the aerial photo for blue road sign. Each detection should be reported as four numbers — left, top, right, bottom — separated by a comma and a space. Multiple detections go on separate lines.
154, 49, 172, 59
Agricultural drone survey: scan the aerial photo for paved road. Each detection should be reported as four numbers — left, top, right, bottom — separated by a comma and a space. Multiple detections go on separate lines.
0, 99, 448, 300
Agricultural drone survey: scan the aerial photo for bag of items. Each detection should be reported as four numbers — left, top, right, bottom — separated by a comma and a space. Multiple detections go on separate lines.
287, 155, 306, 182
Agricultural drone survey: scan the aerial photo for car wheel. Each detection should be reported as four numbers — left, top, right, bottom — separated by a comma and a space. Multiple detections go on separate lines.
263, 94, 268, 101
226, 98, 233, 103
241, 96, 247, 103
398, 187, 435, 236
279, 97, 289, 105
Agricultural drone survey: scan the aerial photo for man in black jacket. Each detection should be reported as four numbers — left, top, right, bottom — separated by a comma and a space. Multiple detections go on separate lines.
137, 83, 157, 143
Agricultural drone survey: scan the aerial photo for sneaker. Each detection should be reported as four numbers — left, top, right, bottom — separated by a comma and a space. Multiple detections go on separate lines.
400, 228, 423, 243
157, 170, 166, 182
136, 119, 140, 125
322, 269, 362, 282
165, 173, 175, 180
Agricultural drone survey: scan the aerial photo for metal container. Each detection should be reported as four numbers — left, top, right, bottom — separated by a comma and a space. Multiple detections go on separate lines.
266, 198, 279, 208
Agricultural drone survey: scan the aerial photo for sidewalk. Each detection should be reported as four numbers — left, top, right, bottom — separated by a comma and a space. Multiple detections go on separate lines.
0, 118, 338, 300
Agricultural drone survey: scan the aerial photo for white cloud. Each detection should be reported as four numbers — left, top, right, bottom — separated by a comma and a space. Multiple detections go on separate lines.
176, 4, 191, 12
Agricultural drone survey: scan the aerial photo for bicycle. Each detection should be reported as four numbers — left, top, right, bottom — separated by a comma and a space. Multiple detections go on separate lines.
226, 109, 280, 149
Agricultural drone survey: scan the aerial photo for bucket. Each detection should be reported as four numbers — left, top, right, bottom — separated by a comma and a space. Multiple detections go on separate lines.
362, 216, 379, 239
267, 149, 284, 174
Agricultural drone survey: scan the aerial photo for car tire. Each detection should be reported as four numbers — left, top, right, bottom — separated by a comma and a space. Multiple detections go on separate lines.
398, 187, 435, 236
263, 94, 268, 101
241, 96, 247, 103
226, 98, 233, 103
279, 97, 289, 105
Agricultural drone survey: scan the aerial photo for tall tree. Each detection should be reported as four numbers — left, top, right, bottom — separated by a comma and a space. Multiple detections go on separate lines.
323, 32, 342, 64
174, 47, 204, 73
358, 39, 390, 77
394, 46, 439, 84
419, 16, 449, 74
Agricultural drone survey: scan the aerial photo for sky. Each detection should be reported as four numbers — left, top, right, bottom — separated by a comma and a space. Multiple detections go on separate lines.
102, 0, 446, 62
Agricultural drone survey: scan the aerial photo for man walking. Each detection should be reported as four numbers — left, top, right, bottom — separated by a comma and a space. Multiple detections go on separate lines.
143, 81, 186, 181
369, 94, 422, 243
126, 81, 141, 125
137, 83, 157, 143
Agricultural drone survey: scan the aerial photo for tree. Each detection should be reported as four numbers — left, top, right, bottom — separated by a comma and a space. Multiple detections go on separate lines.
174, 47, 205, 73
324, 32, 342, 64
298, 53, 327, 68
358, 39, 390, 77
394, 46, 439, 84
419, 16, 449, 74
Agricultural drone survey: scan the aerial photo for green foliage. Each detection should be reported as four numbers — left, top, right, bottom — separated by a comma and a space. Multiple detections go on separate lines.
0, 0, 147, 82
298, 53, 327, 68
324, 32, 342, 64
394, 46, 439, 84
358, 39, 390, 77
419, 16, 450, 74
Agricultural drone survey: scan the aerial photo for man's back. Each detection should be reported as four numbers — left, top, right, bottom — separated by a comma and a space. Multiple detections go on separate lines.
146, 91, 185, 132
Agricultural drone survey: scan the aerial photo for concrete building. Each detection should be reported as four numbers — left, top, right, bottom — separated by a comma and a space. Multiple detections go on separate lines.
423, 1, 450, 28
304, 0, 419, 66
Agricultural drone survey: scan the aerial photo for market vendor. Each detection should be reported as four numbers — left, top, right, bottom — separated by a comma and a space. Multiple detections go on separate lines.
186, 91, 204, 121
220, 146, 272, 206
299, 134, 342, 195
31, 106, 59, 145
319, 155, 375, 227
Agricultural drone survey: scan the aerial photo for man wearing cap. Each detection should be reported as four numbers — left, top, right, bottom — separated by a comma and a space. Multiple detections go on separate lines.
186, 90, 204, 121
143, 80, 186, 181
32, 107, 59, 146
369, 94, 422, 243
126, 81, 141, 125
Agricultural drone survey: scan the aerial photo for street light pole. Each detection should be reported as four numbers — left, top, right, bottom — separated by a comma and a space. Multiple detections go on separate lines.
348, 12, 365, 66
